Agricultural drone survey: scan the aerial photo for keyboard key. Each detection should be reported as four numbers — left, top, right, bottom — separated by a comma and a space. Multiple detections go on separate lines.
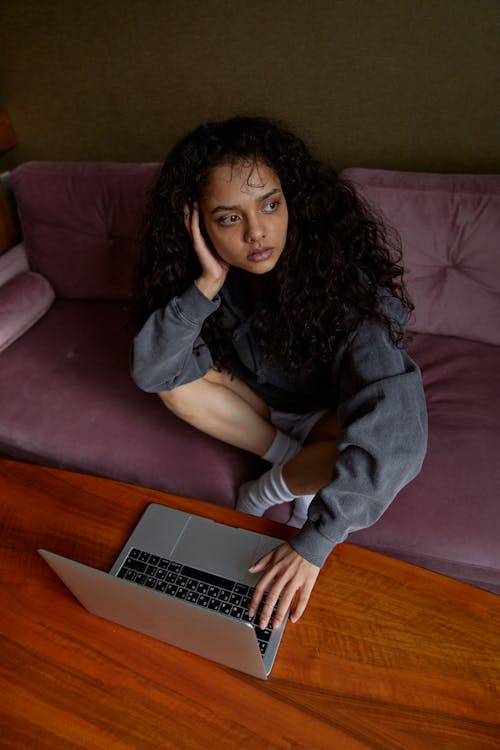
125, 569, 137, 581
168, 561, 183, 573
146, 564, 158, 576
177, 576, 188, 588
186, 591, 199, 604
139, 551, 150, 562
197, 582, 209, 594
217, 590, 231, 602
149, 555, 160, 566
155, 569, 167, 580
145, 577, 156, 588
175, 588, 188, 600
229, 593, 242, 605
165, 571, 178, 583
155, 580, 167, 592
259, 642, 268, 655
158, 558, 170, 569
254, 626, 273, 642
234, 583, 250, 596
135, 574, 147, 585
124, 559, 147, 573
219, 602, 232, 615
186, 579, 198, 591
181, 564, 235, 592
198, 595, 210, 607
166, 584, 178, 596
208, 599, 221, 611
207, 585, 219, 598
128, 548, 140, 559
230, 605, 244, 619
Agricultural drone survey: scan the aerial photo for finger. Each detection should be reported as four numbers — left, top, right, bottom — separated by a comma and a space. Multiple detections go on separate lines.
248, 573, 272, 619
272, 582, 297, 628
289, 580, 315, 624
248, 550, 274, 573
183, 204, 191, 236
190, 203, 203, 239
256, 570, 292, 629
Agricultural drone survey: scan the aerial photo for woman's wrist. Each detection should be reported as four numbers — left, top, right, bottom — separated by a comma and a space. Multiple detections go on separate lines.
194, 276, 223, 301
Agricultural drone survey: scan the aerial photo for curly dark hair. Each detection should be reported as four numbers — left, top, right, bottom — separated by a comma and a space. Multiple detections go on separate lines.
132, 116, 412, 372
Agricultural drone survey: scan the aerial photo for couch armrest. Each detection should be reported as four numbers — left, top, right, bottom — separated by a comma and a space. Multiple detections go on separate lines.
0, 271, 55, 353
0, 242, 29, 287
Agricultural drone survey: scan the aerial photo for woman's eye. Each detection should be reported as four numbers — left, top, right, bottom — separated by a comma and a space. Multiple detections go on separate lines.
219, 214, 240, 226
263, 201, 280, 213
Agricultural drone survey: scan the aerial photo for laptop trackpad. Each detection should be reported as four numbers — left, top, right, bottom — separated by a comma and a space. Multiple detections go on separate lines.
172, 517, 263, 583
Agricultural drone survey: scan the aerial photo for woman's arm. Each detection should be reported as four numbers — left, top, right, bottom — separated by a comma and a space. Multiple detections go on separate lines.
249, 296, 428, 628
291, 296, 428, 567
131, 204, 229, 393
130, 283, 220, 393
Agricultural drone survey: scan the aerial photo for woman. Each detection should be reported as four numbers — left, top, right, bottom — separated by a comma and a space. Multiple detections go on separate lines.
131, 116, 427, 630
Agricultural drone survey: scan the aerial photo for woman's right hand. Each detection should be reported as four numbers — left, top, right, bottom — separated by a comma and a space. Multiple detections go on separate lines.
184, 203, 229, 300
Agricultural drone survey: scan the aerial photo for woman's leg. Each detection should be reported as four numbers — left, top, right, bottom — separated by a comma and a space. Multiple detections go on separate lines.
236, 411, 340, 520
284, 411, 339, 495
158, 369, 276, 456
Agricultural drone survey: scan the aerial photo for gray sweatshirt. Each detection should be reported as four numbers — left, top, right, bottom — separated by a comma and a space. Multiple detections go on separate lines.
131, 272, 428, 567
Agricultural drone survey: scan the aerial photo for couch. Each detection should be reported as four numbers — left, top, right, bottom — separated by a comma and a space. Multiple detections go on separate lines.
1, 161, 498, 595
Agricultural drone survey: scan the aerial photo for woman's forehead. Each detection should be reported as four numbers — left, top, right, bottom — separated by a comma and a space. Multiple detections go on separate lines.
203, 160, 281, 200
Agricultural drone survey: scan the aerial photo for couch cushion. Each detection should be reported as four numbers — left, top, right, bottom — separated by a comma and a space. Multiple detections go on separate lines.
0, 271, 55, 353
0, 299, 270, 511
341, 169, 500, 346
10, 162, 161, 300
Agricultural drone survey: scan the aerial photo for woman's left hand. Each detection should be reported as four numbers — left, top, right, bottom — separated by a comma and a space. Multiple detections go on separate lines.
248, 543, 320, 629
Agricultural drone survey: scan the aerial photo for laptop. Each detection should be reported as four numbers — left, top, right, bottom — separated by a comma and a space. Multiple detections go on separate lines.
38, 503, 290, 679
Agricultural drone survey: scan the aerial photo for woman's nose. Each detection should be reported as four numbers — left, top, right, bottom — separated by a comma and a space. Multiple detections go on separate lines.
244, 216, 266, 243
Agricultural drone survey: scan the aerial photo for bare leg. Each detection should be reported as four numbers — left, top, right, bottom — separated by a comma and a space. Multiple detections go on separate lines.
281, 412, 339, 526
158, 369, 275, 456
283, 440, 339, 495
284, 412, 339, 495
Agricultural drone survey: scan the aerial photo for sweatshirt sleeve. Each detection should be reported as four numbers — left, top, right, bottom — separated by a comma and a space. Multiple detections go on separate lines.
290, 296, 428, 567
131, 283, 221, 393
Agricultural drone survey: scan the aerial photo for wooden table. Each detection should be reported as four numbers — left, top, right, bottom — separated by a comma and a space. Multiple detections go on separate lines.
1, 458, 499, 749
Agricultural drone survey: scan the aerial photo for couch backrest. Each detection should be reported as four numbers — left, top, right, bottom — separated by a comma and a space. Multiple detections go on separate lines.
10, 161, 161, 300
341, 168, 500, 346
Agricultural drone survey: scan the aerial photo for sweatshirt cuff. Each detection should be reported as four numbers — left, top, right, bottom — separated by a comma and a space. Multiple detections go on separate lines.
174, 282, 221, 325
289, 520, 345, 567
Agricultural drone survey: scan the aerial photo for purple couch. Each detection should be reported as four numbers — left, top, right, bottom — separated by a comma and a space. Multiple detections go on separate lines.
1, 162, 499, 595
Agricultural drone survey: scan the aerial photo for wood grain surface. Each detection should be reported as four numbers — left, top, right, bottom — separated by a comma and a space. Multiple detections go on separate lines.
1, 458, 499, 749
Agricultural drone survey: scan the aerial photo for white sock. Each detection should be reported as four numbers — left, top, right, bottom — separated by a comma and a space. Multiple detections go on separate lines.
287, 495, 314, 528
261, 429, 302, 465
236, 464, 295, 516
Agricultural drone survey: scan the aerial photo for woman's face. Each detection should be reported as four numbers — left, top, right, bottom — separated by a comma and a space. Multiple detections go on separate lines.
199, 160, 289, 274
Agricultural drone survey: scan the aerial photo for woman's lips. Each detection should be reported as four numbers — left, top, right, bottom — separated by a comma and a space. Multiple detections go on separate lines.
247, 247, 273, 262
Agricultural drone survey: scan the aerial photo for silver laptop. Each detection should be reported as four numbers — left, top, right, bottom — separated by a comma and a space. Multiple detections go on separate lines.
38, 503, 290, 679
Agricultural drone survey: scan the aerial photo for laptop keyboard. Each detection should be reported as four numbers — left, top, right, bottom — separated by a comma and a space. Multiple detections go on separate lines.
116, 547, 276, 656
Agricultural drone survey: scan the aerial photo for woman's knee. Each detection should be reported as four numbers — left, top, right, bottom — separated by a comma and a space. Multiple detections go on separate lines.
158, 380, 204, 417
305, 411, 339, 445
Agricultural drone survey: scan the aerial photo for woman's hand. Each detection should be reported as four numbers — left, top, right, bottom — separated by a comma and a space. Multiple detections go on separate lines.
248, 543, 320, 629
184, 203, 229, 300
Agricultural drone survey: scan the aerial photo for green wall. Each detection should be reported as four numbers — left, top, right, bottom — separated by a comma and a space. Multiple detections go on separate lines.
1, 0, 498, 173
